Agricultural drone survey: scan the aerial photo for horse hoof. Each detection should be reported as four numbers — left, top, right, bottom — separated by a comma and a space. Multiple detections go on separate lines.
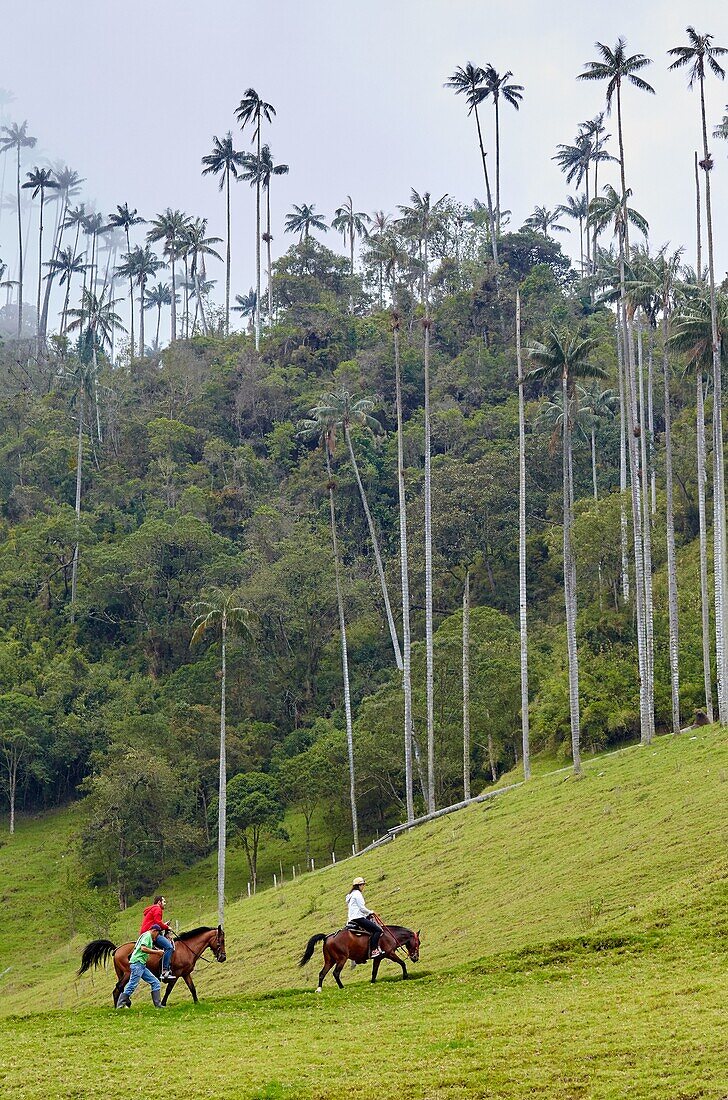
315, 987, 322, 994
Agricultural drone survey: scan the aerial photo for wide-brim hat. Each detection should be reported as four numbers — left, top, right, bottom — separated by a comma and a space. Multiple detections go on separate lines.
352, 876, 366, 887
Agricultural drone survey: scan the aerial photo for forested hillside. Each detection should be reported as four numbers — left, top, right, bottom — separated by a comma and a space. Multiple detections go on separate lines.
2, 37, 728, 917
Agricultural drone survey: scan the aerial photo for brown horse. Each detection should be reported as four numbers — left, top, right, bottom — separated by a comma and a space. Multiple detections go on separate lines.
299, 924, 420, 991
78, 925, 226, 1006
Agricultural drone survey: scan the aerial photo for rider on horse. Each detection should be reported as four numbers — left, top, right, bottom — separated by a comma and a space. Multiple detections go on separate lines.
346, 876, 383, 958
140, 894, 175, 981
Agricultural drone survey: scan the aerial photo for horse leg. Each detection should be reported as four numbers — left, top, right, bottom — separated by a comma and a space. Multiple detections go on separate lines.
161, 977, 178, 1006
182, 974, 199, 1004
333, 963, 345, 989
371, 957, 382, 984
112, 979, 123, 1006
393, 954, 409, 980
317, 945, 335, 993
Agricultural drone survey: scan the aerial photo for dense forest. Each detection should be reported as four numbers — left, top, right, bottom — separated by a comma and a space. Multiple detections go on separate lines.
1, 31, 728, 910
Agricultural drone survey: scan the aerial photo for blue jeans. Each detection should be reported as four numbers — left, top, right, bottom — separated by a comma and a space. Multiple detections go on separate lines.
123, 962, 161, 998
155, 934, 174, 971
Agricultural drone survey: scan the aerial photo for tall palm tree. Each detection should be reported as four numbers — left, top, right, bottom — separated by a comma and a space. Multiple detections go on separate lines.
185, 217, 222, 337
445, 64, 499, 270
0, 122, 37, 336
44, 246, 86, 334
108, 204, 145, 356
201, 133, 247, 335
397, 188, 447, 812
516, 291, 530, 780
256, 145, 288, 327
191, 591, 250, 927
553, 134, 593, 268
146, 209, 188, 343
366, 210, 390, 307
143, 281, 172, 348
308, 390, 402, 671
669, 26, 728, 724
22, 166, 58, 345
332, 196, 370, 281
284, 203, 328, 243
40, 166, 84, 338
528, 328, 605, 775
480, 65, 523, 234
579, 115, 615, 269
134, 245, 165, 356
235, 89, 276, 351
557, 194, 588, 273
298, 411, 360, 851
62, 353, 96, 622
590, 184, 654, 744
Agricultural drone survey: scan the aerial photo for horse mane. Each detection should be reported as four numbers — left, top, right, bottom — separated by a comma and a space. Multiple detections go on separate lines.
177, 925, 215, 941
387, 925, 412, 937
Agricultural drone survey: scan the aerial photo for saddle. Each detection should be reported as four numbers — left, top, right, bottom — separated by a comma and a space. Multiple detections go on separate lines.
344, 923, 369, 935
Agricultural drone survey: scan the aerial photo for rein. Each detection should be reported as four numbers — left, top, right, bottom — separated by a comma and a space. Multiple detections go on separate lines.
177, 932, 220, 966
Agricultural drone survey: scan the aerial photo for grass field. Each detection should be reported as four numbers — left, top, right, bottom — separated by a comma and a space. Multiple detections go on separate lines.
2, 727, 728, 1098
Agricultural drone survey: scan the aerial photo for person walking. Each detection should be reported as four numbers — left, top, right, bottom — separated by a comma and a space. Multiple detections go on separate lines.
116, 925, 165, 1009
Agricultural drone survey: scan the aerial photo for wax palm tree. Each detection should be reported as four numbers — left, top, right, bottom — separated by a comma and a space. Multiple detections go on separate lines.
579, 115, 614, 269
0, 122, 37, 335
590, 184, 654, 743
284, 203, 328, 243
201, 133, 247, 335
62, 352, 96, 621
185, 217, 222, 337
515, 292, 530, 779
44, 246, 86, 334
297, 411, 360, 851
236, 89, 276, 351
669, 26, 728, 723
528, 328, 605, 775
143, 281, 172, 348
233, 288, 257, 334
191, 591, 251, 927
146, 209, 189, 343
82, 212, 107, 299
365, 211, 390, 307
715, 107, 728, 140
135, 245, 165, 355
444, 64, 499, 269
309, 390, 402, 671
22, 166, 58, 344
480, 65, 523, 233
108, 204, 145, 355
255, 144, 288, 327
557, 194, 588, 272
332, 196, 370, 280
523, 206, 569, 239
40, 166, 84, 338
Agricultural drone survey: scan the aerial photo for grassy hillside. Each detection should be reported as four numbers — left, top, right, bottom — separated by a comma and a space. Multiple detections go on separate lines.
2, 726, 728, 1098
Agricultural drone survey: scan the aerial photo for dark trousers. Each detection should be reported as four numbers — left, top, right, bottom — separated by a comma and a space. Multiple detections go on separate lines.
351, 917, 382, 950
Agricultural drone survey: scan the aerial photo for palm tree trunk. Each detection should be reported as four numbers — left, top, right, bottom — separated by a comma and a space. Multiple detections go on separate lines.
472, 104, 499, 270
138, 277, 145, 357
423, 236, 435, 814
696, 369, 714, 721
647, 325, 657, 515
562, 370, 581, 775
194, 270, 209, 336
225, 166, 231, 335
183, 256, 190, 339
584, 169, 591, 276
695, 151, 702, 279
617, 323, 630, 601
254, 131, 262, 351
393, 310, 415, 822
699, 71, 728, 724
125, 226, 134, 361
344, 424, 402, 670
517, 291, 530, 780
15, 145, 23, 338
462, 567, 471, 799
637, 321, 655, 741
70, 385, 84, 621
156, 304, 162, 348
36, 188, 44, 349
218, 625, 227, 927
61, 278, 71, 336
170, 253, 177, 342
578, 216, 584, 275
325, 448, 359, 852
662, 309, 680, 734
494, 96, 501, 236
266, 185, 273, 328
40, 193, 66, 338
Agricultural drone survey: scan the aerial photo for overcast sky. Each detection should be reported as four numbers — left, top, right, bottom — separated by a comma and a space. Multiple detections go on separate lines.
2, 0, 728, 340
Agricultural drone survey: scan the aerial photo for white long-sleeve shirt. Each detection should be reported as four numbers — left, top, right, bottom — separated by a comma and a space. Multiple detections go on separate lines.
346, 889, 373, 922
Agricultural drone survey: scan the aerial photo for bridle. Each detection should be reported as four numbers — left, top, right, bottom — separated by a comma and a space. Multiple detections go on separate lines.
178, 928, 226, 965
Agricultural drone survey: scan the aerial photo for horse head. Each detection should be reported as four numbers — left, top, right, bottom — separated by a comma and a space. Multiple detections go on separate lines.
213, 924, 227, 963
406, 929, 420, 963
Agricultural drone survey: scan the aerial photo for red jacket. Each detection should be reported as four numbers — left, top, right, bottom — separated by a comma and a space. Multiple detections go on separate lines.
140, 904, 171, 934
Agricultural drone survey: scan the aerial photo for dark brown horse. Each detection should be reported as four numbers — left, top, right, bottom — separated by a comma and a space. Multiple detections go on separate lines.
78, 925, 226, 1006
299, 924, 420, 991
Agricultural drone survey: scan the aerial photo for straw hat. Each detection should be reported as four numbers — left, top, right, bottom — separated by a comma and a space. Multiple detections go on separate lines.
352, 876, 366, 887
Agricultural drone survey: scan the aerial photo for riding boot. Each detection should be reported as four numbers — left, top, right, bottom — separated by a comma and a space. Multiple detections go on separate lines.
115, 992, 131, 1010
152, 989, 164, 1009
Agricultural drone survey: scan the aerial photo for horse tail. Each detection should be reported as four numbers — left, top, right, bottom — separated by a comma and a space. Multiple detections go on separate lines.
77, 939, 117, 976
299, 932, 328, 967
